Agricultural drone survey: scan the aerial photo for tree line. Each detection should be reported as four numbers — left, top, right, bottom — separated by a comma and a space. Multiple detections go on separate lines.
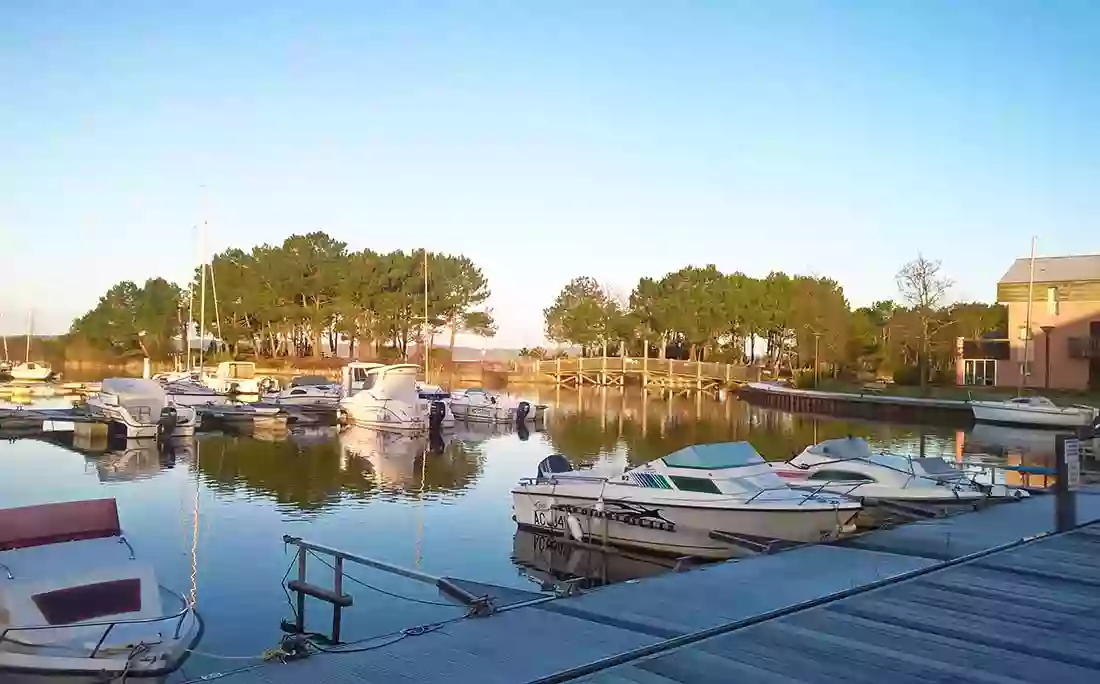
539, 257, 1006, 386
70, 231, 496, 361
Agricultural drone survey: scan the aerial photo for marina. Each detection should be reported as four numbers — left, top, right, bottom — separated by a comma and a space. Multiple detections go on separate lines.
209, 489, 1100, 684
1, 386, 1097, 683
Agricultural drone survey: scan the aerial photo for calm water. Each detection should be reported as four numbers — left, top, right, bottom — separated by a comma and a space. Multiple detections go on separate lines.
0, 386, 1066, 681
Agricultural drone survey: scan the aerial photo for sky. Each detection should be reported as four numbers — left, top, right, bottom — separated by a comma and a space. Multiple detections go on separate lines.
2, 0, 1099, 348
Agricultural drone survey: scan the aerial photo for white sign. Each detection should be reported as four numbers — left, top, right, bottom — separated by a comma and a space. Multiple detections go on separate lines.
1065, 438, 1081, 492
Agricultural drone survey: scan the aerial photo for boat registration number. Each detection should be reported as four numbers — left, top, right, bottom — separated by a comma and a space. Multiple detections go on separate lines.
531, 510, 567, 531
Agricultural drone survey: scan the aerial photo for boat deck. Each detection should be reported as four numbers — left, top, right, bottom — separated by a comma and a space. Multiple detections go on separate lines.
210, 489, 1100, 684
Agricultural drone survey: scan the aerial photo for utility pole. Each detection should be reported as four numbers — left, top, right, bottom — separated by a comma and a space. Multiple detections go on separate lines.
423, 249, 429, 382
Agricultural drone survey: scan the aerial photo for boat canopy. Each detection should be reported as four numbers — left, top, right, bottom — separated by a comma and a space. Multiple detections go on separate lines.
1007, 396, 1056, 407
217, 361, 255, 379
101, 378, 168, 420
661, 442, 765, 470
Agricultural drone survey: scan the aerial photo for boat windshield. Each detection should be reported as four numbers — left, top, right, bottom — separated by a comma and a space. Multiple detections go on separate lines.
291, 375, 331, 387
808, 437, 874, 461
662, 442, 764, 470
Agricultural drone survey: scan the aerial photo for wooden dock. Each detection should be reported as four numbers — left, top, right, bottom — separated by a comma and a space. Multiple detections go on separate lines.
210, 489, 1100, 684
523, 357, 752, 391
739, 381, 976, 424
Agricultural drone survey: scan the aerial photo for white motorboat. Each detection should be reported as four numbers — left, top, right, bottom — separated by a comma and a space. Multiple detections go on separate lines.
200, 361, 264, 395
267, 375, 343, 407
85, 378, 198, 439
771, 437, 1028, 507
7, 362, 54, 382
512, 442, 862, 559
450, 388, 543, 424
340, 364, 440, 431
970, 396, 1097, 428
0, 498, 203, 682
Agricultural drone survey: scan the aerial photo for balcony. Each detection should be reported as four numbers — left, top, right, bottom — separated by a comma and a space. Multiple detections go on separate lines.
1068, 336, 1100, 359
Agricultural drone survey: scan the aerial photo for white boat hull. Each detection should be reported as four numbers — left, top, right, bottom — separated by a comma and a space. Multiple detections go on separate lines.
971, 403, 1095, 428
342, 403, 426, 432
85, 399, 197, 438
511, 489, 859, 559
8, 368, 53, 382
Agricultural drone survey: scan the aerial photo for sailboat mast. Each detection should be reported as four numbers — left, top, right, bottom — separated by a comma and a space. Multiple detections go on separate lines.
199, 221, 207, 370
424, 249, 429, 382
1019, 236, 1036, 393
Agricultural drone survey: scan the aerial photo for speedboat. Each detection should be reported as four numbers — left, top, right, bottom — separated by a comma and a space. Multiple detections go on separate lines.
0, 498, 203, 682
267, 375, 343, 407
970, 396, 1097, 428
771, 437, 1028, 508
85, 378, 198, 439
512, 442, 862, 559
7, 362, 54, 382
450, 388, 542, 424
340, 364, 446, 432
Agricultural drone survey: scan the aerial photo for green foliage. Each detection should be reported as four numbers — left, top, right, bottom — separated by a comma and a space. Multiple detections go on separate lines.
70, 233, 494, 360
544, 256, 1005, 384
70, 278, 183, 359
892, 365, 922, 386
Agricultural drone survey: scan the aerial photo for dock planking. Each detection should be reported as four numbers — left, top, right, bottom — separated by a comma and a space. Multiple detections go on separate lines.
215, 490, 1100, 684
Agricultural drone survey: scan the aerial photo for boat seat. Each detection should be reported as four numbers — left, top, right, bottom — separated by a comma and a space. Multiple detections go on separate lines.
0, 499, 121, 552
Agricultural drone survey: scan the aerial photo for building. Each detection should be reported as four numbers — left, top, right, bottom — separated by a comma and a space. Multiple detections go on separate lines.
994, 254, 1100, 391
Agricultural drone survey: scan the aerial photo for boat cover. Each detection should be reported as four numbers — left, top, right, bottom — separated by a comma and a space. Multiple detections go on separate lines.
101, 378, 168, 422
662, 442, 765, 470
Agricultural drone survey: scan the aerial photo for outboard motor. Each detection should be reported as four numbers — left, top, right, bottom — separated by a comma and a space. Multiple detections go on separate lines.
536, 454, 573, 479
516, 401, 531, 425
259, 377, 279, 394
428, 400, 447, 433
156, 406, 178, 451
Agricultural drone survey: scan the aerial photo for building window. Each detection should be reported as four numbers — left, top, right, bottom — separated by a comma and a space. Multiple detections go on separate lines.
963, 359, 997, 386
1047, 287, 1058, 316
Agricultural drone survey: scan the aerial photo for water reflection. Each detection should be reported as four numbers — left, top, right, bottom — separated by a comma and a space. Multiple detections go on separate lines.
511, 528, 676, 592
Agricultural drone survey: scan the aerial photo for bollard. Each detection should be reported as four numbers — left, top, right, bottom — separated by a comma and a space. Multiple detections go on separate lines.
1054, 433, 1080, 532
142, 358, 151, 379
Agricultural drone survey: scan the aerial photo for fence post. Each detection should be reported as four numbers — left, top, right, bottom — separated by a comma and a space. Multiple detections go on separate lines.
1055, 433, 1080, 532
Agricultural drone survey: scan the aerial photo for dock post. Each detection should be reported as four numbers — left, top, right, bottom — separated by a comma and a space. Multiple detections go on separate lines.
296, 548, 307, 634
1054, 433, 1080, 532
331, 557, 344, 643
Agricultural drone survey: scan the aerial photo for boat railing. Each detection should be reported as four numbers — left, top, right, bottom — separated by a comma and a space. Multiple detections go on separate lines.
518, 473, 619, 486
0, 585, 196, 658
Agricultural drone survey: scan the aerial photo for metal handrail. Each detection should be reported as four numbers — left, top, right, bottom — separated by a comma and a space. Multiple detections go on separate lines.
0, 585, 196, 658
282, 535, 488, 609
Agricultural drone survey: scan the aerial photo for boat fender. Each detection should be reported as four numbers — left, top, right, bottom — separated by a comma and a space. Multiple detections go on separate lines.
516, 401, 532, 424
156, 406, 178, 449
566, 515, 584, 542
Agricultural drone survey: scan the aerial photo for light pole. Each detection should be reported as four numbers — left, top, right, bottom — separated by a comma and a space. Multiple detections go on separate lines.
1040, 325, 1055, 389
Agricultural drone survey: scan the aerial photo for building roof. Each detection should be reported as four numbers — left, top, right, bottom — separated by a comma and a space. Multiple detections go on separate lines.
998, 255, 1100, 284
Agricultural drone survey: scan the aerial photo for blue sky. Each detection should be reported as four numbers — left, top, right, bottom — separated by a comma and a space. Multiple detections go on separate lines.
3, 1, 1098, 347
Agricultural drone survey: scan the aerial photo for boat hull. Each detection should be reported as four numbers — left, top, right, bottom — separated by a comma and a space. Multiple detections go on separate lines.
971, 403, 1094, 428
511, 489, 859, 559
